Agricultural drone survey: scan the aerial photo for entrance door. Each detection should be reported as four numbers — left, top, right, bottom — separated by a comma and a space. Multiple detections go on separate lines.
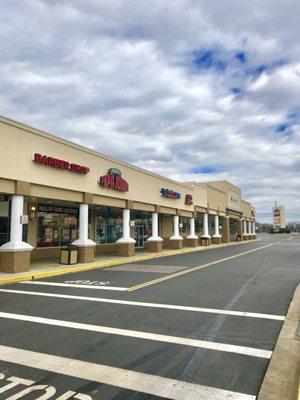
229, 219, 237, 241
134, 225, 144, 248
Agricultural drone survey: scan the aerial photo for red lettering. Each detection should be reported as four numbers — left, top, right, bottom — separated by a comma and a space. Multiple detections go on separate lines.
34, 153, 42, 163
34, 154, 89, 174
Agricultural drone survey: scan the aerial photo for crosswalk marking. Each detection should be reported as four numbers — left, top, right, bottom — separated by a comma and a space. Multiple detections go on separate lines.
0, 345, 256, 400
0, 288, 285, 321
21, 281, 128, 291
0, 311, 272, 359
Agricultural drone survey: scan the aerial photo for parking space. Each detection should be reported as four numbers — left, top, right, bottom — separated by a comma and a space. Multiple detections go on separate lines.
0, 235, 299, 399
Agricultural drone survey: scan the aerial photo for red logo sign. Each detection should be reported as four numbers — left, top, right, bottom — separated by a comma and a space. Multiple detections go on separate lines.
34, 153, 89, 174
185, 194, 193, 205
99, 169, 129, 192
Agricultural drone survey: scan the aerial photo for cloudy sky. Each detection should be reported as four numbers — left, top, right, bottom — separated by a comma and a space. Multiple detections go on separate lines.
1, 0, 300, 222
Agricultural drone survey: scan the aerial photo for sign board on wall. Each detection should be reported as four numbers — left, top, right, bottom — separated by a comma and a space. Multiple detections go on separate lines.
38, 205, 79, 215
34, 153, 90, 174
99, 168, 129, 192
160, 188, 181, 200
185, 194, 193, 205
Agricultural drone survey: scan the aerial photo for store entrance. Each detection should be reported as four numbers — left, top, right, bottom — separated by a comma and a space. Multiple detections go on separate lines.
134, 224, 144, 248
229, 219, 238, 241
133, 214, 152, 249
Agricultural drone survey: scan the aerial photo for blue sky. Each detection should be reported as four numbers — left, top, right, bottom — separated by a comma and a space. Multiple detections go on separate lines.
0, 0, 299, 223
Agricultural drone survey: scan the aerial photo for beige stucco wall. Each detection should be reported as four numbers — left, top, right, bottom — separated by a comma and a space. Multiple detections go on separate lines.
0, 117, 195, 212
206, 185, 226, 213
205, 181, 242, 211
241, 200, 254, 220
0, 116, 256, 217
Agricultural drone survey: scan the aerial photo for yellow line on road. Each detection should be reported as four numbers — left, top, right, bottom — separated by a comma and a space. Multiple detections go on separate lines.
127, 244, 273, 292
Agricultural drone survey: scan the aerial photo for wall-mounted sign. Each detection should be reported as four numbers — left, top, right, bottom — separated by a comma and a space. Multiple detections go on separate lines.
34, 153, 90, 174
185, 194, 193, 205
231, 194, 240, 202
160, 188, 181, 200
273, 208, 280, 217
38, 204, 79, 215
99, 168, 129, 192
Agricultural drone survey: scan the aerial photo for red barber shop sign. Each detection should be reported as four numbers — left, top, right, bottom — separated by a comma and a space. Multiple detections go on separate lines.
34, 153, 90, 174
99, 168, 129, 192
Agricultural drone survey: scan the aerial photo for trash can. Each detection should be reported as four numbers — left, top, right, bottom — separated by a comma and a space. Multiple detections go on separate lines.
60, 245, 78, 265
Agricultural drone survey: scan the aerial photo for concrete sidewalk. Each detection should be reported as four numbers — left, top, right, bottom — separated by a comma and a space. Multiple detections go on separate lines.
0, 239, 260, 285
258, 284, 300, 400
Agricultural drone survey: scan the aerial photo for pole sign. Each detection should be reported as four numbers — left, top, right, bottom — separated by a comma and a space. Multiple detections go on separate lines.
160, 188, 181, 200
99, 168, 129, 192
34, 153, 90, 174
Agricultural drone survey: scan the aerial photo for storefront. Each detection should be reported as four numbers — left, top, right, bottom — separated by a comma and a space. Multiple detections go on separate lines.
36, 204, 79, 247
0, 116, 257, 273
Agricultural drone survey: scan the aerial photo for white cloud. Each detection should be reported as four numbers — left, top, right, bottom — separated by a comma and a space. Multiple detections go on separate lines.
0, 0, 299, 222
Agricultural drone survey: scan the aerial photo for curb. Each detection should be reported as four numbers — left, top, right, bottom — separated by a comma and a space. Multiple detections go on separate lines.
258, 284, 300, 400
0, 239, 260, 286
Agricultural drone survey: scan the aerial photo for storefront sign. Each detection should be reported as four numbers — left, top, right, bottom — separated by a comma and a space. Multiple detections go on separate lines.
38, 204, 79, 215
160, 188, 181, 200
99, 168, 129, 192
34, 153, 90, 174
185, 194, 193, 205
231, 194, 240, 202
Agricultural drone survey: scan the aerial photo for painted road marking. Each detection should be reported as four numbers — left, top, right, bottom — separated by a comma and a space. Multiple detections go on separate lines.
0, 345, 256, 400
64, 280, 111, 285
20, 281, 128, 291
112, 264, 188, 273
0, 288, 285, 321
0, 373, 91, 399
0, 311, 272, 358
127, 244, 273, 292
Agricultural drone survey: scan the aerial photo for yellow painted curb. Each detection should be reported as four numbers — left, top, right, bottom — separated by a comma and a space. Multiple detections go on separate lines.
0, 239, 261, 286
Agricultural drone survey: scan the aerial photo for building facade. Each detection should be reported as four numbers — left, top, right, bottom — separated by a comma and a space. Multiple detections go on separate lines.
0, 116, 257, 273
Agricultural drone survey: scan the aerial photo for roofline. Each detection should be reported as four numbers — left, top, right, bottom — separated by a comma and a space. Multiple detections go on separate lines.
0, 114, 192, 190
198, 180, 241, 192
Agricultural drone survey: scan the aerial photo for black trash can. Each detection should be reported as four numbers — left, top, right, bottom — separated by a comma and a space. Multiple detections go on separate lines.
60, 245, 78, 265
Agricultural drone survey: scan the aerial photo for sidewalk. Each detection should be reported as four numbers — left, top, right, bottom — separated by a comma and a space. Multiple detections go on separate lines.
0, 239, 260, 285
258, 284, 300, 400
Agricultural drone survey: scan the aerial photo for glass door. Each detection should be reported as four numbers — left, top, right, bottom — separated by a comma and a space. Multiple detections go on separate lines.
134, 225, 144, 248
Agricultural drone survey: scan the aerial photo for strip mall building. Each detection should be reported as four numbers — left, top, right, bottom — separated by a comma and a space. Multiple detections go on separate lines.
0, 116, 256, 273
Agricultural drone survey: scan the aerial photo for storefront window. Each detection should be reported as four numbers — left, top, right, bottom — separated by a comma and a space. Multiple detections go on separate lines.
95, 208, 123, 244
95, 208, 152, 247
0, 198, 9, 246
36, 204, 79, 247
195, 218, 203, 235
179, 218, 189, 234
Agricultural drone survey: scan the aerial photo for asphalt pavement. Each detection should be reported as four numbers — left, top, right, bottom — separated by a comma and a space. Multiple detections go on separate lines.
0, 234, 299, 399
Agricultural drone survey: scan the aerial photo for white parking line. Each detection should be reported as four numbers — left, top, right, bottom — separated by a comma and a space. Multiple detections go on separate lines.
20, 281, 128, 291
0, 345, 256, 400
0, 312, 272, 359
0, 288, 285, 321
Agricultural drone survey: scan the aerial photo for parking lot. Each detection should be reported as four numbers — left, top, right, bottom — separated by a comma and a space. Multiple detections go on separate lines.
0, 235, 299, 399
